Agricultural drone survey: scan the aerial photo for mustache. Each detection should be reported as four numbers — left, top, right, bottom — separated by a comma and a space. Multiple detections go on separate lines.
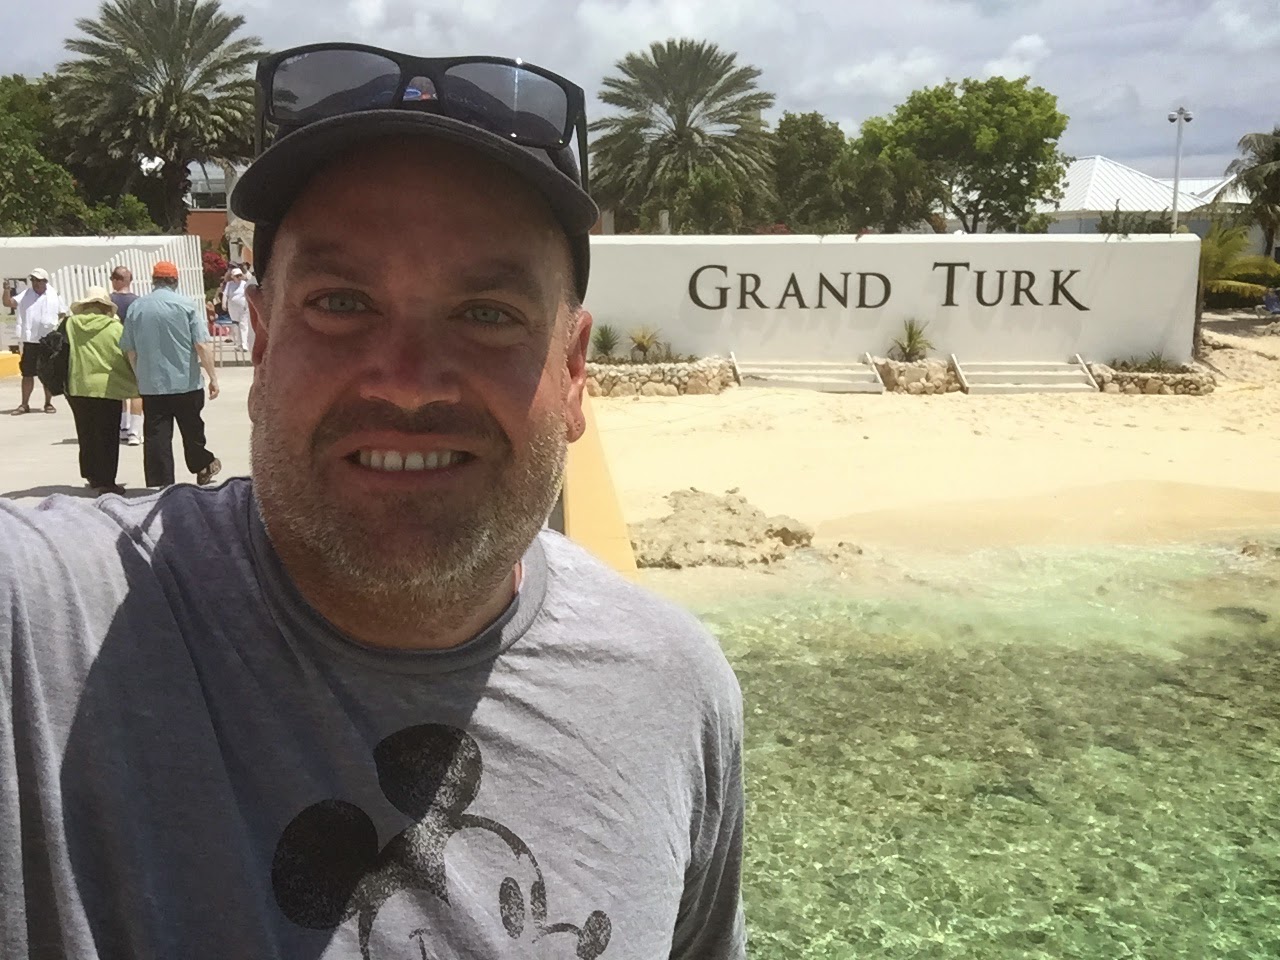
311, 399, 509, 454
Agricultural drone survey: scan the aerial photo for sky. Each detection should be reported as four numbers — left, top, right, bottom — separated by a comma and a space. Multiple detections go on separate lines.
4, 0, 1275, 180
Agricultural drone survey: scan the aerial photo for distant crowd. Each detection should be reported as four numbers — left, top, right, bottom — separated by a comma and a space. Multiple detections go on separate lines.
5, 262, 223, 495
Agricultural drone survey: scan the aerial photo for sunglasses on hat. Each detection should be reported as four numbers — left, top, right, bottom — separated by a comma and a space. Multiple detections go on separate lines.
255, 43, 590, 187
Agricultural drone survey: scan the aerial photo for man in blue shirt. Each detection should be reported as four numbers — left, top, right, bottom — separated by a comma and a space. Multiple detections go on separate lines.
109, 265, 144, 445
119, 261, 222, 487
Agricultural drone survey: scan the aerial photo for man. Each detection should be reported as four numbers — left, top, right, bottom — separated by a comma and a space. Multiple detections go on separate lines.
120, 260, 222, 487
3, 267, 67, 414
109, 265, 144, 445
0, 45, 744, 960
221, 264, 253, 353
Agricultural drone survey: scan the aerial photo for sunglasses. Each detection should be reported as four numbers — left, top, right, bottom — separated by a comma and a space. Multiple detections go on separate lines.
255, 43, 590, 186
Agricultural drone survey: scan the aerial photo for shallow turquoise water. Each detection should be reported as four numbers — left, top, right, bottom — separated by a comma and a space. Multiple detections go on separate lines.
653, 543, 1280, 959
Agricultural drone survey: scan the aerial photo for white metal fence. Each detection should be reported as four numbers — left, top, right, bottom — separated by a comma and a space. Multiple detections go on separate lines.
45, 235, 204, 305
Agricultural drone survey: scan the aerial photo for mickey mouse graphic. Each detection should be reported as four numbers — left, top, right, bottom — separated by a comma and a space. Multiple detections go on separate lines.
272, 724, 612, 959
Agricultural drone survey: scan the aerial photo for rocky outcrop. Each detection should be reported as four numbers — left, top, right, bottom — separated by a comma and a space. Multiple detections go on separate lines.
629, 488, 813, 568
585, 357, 735, 398
873, 358, 963, 395
1089, 364, 1216, 396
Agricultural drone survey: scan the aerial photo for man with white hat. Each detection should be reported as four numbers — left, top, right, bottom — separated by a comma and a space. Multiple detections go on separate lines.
3, 268, 68, 414
220, 264, 252, 353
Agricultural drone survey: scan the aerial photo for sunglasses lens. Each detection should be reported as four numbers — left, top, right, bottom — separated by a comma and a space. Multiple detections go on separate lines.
441, 63, 569, 145
273, 50, 401, 123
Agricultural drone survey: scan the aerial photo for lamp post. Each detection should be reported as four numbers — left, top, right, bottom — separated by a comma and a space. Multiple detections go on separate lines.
1168, 106, 1193, 231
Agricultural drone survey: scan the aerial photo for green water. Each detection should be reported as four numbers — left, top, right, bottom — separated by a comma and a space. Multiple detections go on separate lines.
660, 543, 1280, 959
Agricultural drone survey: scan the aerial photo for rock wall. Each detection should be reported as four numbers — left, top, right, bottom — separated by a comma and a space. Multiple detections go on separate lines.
585, 357, 735, 398
873, 358, 964, 395
1089, 363, 1216, 396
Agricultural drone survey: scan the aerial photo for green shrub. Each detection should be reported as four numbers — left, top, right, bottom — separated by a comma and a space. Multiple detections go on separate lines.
628, 325, 662, 359
591, 323, 620, 358
1223, 255, 1280, 288
1112, 352, 1187, 374
889, 318, 933, 362
1204, 279, 1267, 310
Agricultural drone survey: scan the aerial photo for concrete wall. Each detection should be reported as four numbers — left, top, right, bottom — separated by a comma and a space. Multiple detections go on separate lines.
584, 234, 1201, 364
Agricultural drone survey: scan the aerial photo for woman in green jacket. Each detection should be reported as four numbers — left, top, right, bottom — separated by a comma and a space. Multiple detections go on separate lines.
65, 286, 138, 495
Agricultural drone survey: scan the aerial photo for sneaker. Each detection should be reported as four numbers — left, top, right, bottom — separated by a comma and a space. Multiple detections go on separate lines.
127, 433, 141, 446
196, 458, 222, 486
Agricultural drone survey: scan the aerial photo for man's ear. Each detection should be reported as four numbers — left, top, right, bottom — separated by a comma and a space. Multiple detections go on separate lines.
246, 284, 269, 367
565, 307, 593, 444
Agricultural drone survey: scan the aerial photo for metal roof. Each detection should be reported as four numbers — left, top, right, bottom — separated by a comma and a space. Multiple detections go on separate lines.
1041, 156, 1203, 215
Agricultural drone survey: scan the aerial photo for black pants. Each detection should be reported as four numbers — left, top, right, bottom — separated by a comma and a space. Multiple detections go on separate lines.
141, 390, 215, 487
67, 395, 123, 488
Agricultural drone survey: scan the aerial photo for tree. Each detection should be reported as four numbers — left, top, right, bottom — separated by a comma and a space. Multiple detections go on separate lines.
1194, 221, 1252, 354
1097, 202, 1173, 236
770, 111, 851, 233
876, 75, 1070, 233
844, 116, 946, 233
0, 95, 160, 236
55, 0, 262, 232
1222, 126, 1280, 259
590, 39, 776, 230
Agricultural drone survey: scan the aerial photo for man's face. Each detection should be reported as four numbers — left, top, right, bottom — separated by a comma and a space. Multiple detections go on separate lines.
247, 138, 591, 605
30, 277, 47, 294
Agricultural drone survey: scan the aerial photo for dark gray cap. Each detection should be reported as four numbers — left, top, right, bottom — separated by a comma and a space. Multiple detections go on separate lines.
229, 109, 599, 299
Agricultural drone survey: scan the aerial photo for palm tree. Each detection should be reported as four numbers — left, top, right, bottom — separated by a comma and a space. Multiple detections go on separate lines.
1219, 126, 1280, 259
56, 0, 262, 231
1193, 221, 1252, 355
590, 39, 776, 229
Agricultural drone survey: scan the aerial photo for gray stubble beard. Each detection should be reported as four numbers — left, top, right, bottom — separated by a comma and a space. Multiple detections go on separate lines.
250, 397, 567, 619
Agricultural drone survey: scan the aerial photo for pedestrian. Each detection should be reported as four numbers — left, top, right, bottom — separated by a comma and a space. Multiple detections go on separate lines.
109, 265, 144, 445
220, 264, 252, 354
3, 267, 67, 415
64, 285, 138, 496
0, 45, 744, 960
119, 260, 221, 487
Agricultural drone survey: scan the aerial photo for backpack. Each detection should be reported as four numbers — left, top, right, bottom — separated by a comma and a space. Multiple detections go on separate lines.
36, 320, 70, 397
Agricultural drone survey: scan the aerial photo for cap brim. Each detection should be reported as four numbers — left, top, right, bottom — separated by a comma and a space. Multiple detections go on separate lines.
230, 110, 599, 237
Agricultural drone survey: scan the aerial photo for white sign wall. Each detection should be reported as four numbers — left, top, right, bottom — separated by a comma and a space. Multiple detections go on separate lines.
583, 234, 1201, 364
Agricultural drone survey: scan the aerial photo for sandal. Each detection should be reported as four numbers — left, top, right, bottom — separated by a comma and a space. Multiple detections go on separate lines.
10, 404, 30, 415
43, 403, 56, 413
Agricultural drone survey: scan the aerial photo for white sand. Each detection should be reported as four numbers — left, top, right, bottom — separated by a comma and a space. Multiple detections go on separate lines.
595, 339, 1280, 551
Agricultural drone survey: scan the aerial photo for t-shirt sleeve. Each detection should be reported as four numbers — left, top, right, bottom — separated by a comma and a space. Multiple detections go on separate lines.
669, 669, 746, 959
189, 303, 210, 344
119, 316, 135, 353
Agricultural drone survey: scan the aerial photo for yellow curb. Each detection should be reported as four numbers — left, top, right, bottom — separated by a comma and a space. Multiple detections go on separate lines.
0, 352, 19, 380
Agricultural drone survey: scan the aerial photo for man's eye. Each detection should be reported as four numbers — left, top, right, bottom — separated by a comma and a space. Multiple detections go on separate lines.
312, 292, 369, 313
464, 305, 514, 326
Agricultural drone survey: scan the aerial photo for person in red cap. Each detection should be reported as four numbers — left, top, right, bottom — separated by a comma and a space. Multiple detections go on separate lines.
118, 260, 221, 487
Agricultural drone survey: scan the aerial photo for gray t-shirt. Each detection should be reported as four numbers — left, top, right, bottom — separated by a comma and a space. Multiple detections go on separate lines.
0, 479, 745, 959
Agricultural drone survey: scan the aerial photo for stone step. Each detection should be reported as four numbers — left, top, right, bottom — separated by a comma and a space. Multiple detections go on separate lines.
740, 374, 884, 394
963, 370, 1094, 386
961, 361, 1083, 373
736, 359, 879, 369
740, 366, 880, 381
966, 382, 1098, 395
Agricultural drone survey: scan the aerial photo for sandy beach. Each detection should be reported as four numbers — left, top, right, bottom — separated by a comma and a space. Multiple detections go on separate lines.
595, 313, 1280, 551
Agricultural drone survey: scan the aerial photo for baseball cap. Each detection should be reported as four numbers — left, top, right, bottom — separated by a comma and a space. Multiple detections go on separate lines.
229, 109, 599, 299
153, 261, 180, 279
29, 268, 50, 281
230, 267, 244, 277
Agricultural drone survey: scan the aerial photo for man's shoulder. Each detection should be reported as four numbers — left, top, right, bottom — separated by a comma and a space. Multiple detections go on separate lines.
1, 479, 253, 571
536, 531, 741, 700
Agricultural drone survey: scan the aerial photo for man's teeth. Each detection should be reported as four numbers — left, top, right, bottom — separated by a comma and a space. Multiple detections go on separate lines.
356, 450, 462, 472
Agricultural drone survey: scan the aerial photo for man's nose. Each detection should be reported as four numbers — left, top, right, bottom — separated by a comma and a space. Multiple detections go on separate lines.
356, 318, 465, 410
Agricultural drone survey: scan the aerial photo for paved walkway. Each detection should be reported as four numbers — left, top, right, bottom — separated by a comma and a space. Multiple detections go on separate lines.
0, 365, 255, 504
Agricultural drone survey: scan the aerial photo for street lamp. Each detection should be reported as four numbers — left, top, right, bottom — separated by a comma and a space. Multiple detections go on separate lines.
1168, 106, 1193, 231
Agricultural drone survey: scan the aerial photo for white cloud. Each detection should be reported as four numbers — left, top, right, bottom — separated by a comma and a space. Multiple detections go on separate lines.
824, 48, 946, 99
982, 33, 1049, 79
3, 0, 1274, 178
